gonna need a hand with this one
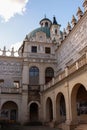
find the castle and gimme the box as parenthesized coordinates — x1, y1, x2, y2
(0, 1, 87, 130)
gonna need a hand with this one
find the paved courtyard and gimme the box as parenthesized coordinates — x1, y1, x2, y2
(0, 125, 60, 130)
(17, 126, 59, 130)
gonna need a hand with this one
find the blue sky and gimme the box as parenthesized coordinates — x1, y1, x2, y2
(0, 0, 84, 50)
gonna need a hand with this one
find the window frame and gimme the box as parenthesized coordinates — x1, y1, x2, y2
(31, 46, 37, 53)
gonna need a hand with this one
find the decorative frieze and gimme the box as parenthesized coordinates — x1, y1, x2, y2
(0, 61, 22, 76)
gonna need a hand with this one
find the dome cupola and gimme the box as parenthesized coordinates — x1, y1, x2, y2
(39, 16, 52, 28)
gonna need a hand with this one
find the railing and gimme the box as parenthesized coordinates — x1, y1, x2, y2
(0, 47, 21, 57)
(0, 87, 22, 94)
(41, 53, 87, 91)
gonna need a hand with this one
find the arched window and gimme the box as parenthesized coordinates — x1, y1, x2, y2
(55, 29, 57, 35)
(45, 67, 54, 83)
(45, 22, 48, 27)
(29, 66, 39, 85)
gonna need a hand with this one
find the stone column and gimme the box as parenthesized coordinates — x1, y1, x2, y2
(52, 92, 56, 122)
(20, 61, 29, 124)
(65, 83, 72, 130)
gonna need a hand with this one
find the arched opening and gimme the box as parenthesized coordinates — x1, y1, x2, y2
(71, 84, 87, 123)
(29, 66, 39, 85)
(56, 93, 66, 123)
(55, 29, 57, 35)
(30, 103, 38, 122)
(45, 67, 54, 84)
(45, 22, 48, 27)
(1, 101, 18, 121)
(46, 97, 53, 122)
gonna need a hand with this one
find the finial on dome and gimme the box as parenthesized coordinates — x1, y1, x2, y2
(44, 14, 46, 18)
(83, 0, 87, 12)
(76, 7, 83, 20)
(71, 15, 77, 27)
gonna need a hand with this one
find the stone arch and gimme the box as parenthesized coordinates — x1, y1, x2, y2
(28, 101, 40, 122)
(45, 67, 54, 84)
(1, 101, 18, 121)
(46, 97, 53, 122)
(71, 83, 87, 123)
(56, 92, 66, 123)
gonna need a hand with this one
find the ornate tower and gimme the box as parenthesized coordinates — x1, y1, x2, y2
(50, 16, 61, 43)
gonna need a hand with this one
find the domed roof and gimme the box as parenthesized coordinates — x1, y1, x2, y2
(39, 18, 52, 25)
(28, 26, 50, 38)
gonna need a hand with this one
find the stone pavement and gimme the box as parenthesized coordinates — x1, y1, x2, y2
(18, 126, 59, 130)
(0, 125, 60, 130)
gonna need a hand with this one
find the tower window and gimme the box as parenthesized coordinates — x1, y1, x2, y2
(45, 22, 48, 27)
(55, 29, 57, 34)
(31, 46, 37, 53)
(45, 47, 51, 54)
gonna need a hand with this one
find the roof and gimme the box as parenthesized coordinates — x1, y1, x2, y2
(39, 18, 52, 25)
(28, 26, 50, 38)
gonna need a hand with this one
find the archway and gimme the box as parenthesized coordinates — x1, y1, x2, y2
(56, 93, 66, 123)
(46, 97, 53, 122)
(1, 101, 18, 121)
(71, 83, 87, 123)
(30, 103, 38, 122)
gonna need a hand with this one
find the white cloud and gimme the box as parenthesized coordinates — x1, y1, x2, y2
(0, 0, 29, 22)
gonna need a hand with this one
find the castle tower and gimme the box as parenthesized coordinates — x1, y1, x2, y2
(50, 16, 61, 43)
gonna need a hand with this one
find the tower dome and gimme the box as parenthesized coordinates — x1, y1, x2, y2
(39, 16, 52, 28)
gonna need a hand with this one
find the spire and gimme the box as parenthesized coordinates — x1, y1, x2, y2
(71, 15, 77, 27)
(83, 0, 87, 12)
(63, 28, 67, 39)
(53, 16, 58, 25)
(67, 22, 72, 33)
(76, 7, 83, 20)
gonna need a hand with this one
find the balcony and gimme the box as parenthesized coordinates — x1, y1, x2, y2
(41, 53, 87, 91)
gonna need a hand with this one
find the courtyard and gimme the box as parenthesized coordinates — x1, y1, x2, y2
(0, 125, 60, 130)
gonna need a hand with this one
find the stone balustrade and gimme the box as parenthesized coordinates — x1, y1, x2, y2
(42, 53, 87, 91)
(0, 47, 21, 57)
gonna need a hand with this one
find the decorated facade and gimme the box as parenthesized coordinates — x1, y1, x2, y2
(0, 1, 87, 130)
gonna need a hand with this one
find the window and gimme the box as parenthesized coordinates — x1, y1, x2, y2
(45, 67, 54, 83)
(45, 47, 51, 54)
(0, 80, 4, 87)
(55, 29, 57, 35)
(45, 22, 48, 27)
(31, 46, 37, 53)
(29, 66, 39, 85)
(14, 81, 20, 88)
